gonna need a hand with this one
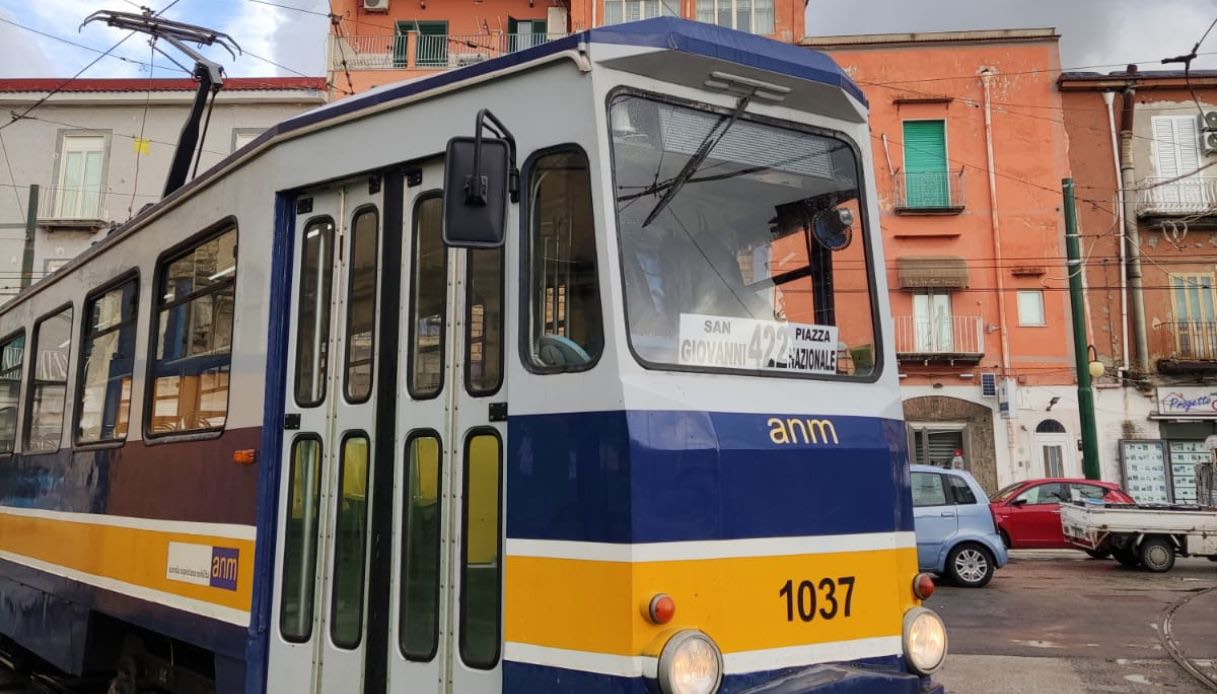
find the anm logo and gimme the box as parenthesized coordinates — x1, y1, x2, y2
(767, 417, 840, 445)
(209, 547, 239, 591)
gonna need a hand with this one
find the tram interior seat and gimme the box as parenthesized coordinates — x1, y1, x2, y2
(538, 334, 592, 367)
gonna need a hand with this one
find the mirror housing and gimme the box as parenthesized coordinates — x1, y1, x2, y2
(1011, 498, 1028, 507)
(443, 109, 518, 248)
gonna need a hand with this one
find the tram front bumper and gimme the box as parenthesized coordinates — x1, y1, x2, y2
(735, 661, 943, 694)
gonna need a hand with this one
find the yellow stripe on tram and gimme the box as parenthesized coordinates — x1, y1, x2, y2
(505, 547, 919, 657)
(0, 512, 255, 614)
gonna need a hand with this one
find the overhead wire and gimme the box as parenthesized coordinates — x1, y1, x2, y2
(0, 16, 189, 74)
(0, 130, 22, 210)
(128, 40, 156, 219)
(0, 0, 185, 133)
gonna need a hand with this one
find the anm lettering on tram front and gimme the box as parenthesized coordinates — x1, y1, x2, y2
(767, 417, 840, 445)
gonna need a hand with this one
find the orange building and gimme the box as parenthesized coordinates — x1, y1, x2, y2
(804, 30, 1076, 492)
(328, 0, 806, 94)
(1060, 70, 1217, 502)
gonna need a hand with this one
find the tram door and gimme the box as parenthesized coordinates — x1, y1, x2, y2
(274, 177, 382, 692)
(389, 161, 505, 694)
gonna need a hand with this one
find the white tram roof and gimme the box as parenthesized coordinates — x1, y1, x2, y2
(13, 17, 865, 303)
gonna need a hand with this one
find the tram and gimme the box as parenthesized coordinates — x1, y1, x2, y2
(0, 17, 946, 694)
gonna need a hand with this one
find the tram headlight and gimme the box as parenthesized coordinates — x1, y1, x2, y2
(657, 630, 723, 694)
(902, 607, 948, 675)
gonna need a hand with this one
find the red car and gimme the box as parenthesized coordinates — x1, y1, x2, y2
(990, 478, 1135, 557)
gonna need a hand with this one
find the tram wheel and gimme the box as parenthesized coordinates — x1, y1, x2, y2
(946, 543, 995, 588)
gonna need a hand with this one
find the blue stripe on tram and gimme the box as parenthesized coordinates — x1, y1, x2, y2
(506, 410, 914, 544)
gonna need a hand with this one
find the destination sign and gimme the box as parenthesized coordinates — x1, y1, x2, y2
(677, 314, 840, 375)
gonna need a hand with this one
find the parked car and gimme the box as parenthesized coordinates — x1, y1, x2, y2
(989, 478, 1135, 558)
(911, 465, 1008, 588)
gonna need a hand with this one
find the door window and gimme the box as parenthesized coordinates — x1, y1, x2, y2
(344, 207, 378, 403)
(901, 120, 949, 208)
(55, 134, 106, 219)
(294, 218, 335, 406)
(77, 279, 138, 443)
(460, 431, 502, 669)
(26, 306, 73, 453)
(280, 436, 323, 642)
(912, 291, 953, 352)
(400, 432, 442, 661)
(466, 249, 503, 396)
(526, 148, 603, 370)
(408, 195, 446, 398)
(1042, 445, 1064, 478)
(331, 433, 371, 649)
(1015, 482, 1068, 505)
(911, 472, 947, 507)
(1070, 483, 1107, 501)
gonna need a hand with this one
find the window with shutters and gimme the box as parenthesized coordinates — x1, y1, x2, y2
(900, 120, 956, 210)
(1151, 115, 1206, 213)
(1170, 273, 1217, 359)
(908, 424, 965, 468)
(695, 0, 776, 34)
(604, 0, 678, 25)
(912, 290, 953, 352)
(55, 134, 107, 219)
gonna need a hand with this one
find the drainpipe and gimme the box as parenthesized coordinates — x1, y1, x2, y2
(981, 68, 1019, 467)
(1119, 80, 1150, 376)
(1103, 91, 1131, 378)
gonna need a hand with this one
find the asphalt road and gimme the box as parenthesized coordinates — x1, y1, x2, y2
(927, 549, 1217, 694)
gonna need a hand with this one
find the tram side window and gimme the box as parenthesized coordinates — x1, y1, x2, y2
(400, 432, 442, 661)
(0, 332, 25, 453)
(77, 279, 138, 444)
(280, 435, 322, 642)
(26, 306, 73, 453)
(331, 432, 370, 649)
(459, 431, 502, 669)
(150, 227, 236, 435)
(409, 195, 446, 398)
(294, 218, 335, 406)
(526, 149, 603, 371)
(345, 207, 378, 403)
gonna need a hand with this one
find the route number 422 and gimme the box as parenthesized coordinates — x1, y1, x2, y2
(779, 577, 856, 622)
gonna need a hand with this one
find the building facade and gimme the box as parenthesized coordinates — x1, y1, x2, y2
(805, 30, 1076, 493)
(0, 77, 327, 300)
(1060, 70, 1217, 503)
(329, 0, 806, 94)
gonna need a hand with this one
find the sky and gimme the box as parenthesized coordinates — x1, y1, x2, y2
(0, 0, 1215, 80)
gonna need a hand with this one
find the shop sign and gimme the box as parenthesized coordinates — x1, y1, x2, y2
(1156, 387, 1217, 417)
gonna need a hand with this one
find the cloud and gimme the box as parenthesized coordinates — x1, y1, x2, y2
(807, 0, 1217, 72)
(0, 9, 53, 77)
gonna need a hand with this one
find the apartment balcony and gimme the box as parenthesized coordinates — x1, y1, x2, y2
(332, 33, 566, 72)
(36, 186, 111, 230)
(894, 315, 985, 363)
(1137, 176, 1217, 218)
(893, 170, 966, 215)
(1155, 320, 1217, 374)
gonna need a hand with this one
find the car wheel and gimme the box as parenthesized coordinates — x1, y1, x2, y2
(947, 543, 995, 588)
(1113, 547, 1140, 568)
(1084, 549, 1110, 560)
(1138, 537, 1175, 573)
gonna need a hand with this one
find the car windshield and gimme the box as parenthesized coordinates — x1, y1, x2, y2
(990, 483, 1024, 502)
(608, 93, 878, 378)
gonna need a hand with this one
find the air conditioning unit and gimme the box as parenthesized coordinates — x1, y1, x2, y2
(1204, 131, 1217, 157)
(980, 372, 998, 398)
(547, 6, 569, 36)
(362, 0, 389, 11)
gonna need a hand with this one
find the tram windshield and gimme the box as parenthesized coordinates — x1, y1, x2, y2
(609, 93, 878, 378)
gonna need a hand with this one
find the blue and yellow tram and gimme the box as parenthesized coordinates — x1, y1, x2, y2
(0, 17, 945, 694)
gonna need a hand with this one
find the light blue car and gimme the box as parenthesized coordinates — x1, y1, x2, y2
(910, 465, 1008, 588)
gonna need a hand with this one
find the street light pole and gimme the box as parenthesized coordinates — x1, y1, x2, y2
(1064, 178, 1101, 480)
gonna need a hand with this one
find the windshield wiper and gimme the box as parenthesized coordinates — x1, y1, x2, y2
(641, 94, 752, 228)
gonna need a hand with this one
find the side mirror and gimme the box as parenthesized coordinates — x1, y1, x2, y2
(443, 109, 518, 249)
(1011, 498, 1028, 507)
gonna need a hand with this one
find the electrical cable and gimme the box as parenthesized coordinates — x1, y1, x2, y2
(128, 40, 156, 219)
(0, 16, 188, 74)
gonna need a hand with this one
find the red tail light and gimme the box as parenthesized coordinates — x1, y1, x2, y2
(913, 573, 936, 600)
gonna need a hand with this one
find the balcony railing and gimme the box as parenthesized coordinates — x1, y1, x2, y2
(894, 170, 966, 213)
(333, 33, 566, 71)
(37, 186, 110, 225)
(1158, 320, 1217, 361)
(1137, 176, 1217, 216)
(894, 315, 984, 360)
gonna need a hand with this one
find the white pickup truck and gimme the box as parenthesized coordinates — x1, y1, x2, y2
(1061, 501, 1217, 572)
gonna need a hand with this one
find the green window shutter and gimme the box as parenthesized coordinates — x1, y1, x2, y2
(903, 120, 949, 208)
(415, 21, 448, 68)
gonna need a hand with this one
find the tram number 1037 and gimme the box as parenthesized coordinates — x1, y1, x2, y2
(778, 577, 856, 622)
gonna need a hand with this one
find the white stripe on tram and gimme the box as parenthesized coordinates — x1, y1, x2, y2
(505, 531, 916, 562)
(504, 642, 658, 679)
(0, 505, 258, 541)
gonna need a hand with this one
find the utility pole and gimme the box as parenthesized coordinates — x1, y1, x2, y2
(21, 184, 38, 291)
(1064, 178, 1101, 480)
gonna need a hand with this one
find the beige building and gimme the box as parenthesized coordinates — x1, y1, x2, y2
(0, 77, 327, 300)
